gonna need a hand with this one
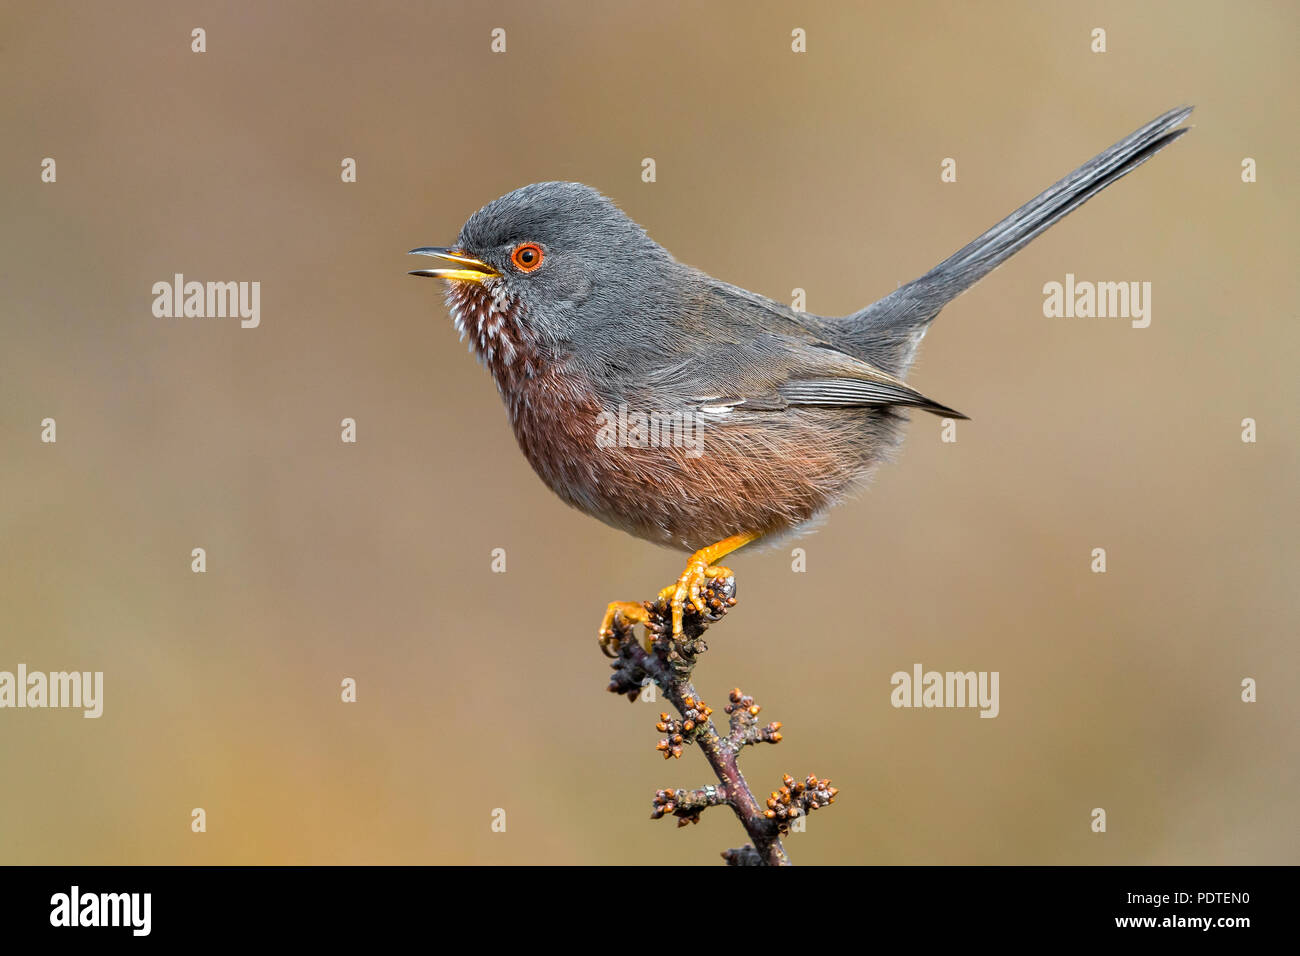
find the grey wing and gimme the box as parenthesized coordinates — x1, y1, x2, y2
(776, 376, 968, 419)
(630, 279, 967, 419)
(677, 357, 968, 420)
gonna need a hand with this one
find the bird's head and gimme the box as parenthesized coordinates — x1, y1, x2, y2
(410, 182, 677, 370)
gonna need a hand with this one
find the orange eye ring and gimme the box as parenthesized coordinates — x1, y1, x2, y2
(510, 243, 544, 272)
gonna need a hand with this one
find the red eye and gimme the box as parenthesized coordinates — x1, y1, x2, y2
(511, 243, 544, 272)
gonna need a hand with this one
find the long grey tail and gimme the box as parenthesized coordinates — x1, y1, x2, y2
(849, 106, 1192, 368)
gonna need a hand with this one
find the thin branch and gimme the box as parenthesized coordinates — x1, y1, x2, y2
(602, 574, 838, 866)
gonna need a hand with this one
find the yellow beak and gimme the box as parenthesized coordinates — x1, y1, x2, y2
(407, 247, 500, 283)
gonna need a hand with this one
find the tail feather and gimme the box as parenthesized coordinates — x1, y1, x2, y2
(844, 106, 1192, 370)
(927, 106, 1191, 299)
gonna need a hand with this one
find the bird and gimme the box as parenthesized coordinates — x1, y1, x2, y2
(409, 106, 1192, 646)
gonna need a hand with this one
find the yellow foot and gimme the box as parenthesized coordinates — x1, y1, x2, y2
(659, 532, 762, 638)
(598, 600, 651, 657)
(659, 562, 733, 638)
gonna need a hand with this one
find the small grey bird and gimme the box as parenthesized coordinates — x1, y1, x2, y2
(410, 106, 1192, 641)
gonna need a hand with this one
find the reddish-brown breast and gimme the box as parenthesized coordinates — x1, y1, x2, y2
(444, 281, 874, 551)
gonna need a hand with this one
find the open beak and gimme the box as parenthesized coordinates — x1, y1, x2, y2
(407, 247, 500, 283)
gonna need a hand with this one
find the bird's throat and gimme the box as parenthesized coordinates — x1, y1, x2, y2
(444, 279, 547, 392)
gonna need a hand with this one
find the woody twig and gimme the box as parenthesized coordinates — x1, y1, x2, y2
(602, 575, 837, 866)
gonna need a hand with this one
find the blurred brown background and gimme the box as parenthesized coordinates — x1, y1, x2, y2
(2, 0, 1296, 865)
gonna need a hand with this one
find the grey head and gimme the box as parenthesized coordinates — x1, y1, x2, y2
(410, 182, 689, 351)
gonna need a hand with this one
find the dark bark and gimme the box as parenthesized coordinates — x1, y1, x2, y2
(603, 574, 836, 866)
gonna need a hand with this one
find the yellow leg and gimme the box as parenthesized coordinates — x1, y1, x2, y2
(659, 532, 760, 637)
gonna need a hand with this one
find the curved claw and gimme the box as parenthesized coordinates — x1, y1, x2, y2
(598, 600, 651, 656)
